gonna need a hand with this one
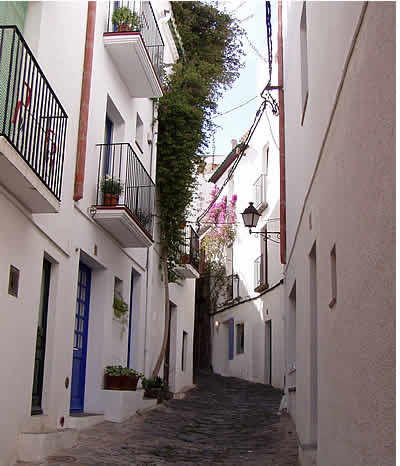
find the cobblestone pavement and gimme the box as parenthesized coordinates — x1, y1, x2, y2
(22, 372, 299, 466)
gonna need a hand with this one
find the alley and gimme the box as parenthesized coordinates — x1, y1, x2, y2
(22, 373, 298, 466)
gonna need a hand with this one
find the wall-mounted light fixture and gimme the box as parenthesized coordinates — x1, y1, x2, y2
(241, 202, 280, 243)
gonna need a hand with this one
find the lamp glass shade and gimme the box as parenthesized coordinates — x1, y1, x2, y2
(241, 202, 261, 228)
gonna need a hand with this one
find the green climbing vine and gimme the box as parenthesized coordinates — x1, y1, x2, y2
(151, 1, 245, 377)
(156, 1, 244, 277)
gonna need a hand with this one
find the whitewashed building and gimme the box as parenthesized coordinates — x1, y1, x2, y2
(202, 108, 285, 388)
(281, 2, 395, 466)
(0, 2, 197, 465)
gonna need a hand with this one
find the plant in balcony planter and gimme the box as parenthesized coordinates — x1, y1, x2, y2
(112, 7, 140, 32)
(181, 253, 191, 265)
(142, 376, 170, 402)
(101, 176, 124, 207)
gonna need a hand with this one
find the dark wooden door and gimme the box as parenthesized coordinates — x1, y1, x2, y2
(31, 259, 51, 415)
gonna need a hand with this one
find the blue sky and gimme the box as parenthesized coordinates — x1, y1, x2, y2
(210, 0, 276, 156)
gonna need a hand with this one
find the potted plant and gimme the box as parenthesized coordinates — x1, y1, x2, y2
(112, 6, 140, 32)
(101, 175, 123, 206)
(181, 253, 191, 265)
(104, 365, 123, 390)
(120, 367, 143, 391)
(142, 376, 169, 402)
(104, 365, 143, 390)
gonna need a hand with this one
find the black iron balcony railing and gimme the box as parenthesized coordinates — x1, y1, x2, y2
(254, 173, 267, 209)
(221, 273, 239, 304)
(105, 1, 164, 83)
(180, 225, 200, 271)
(0, 26, 67, 200)
(95, 143, 155, 238)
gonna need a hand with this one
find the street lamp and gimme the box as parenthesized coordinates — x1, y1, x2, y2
(241, 202, 280, 243)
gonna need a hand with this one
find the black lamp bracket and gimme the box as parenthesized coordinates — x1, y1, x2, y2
(249, 229, 280, 243)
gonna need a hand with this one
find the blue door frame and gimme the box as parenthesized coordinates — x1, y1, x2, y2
(70, 263, 92, 412)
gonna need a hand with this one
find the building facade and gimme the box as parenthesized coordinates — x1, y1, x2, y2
(0, 2, 197, 465)
(201, 114, 285, 388)
(282, 2, 395, 465)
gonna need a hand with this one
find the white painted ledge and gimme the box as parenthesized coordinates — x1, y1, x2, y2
(103, 389, 157, 423)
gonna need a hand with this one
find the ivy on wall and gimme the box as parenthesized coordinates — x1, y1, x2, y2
(151, 1, 244, 377)
(156, 1, 244, 277)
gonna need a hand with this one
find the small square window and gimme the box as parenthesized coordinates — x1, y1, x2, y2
(8, 265, 19, 297)
(236, 323, 244, 354)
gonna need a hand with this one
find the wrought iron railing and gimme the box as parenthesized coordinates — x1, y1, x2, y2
(95, 143, 155, 238)
(220, 273, 239, 304)
(105, 1, 164, 82)
(0, 26, 67, 200)
(180, 225, 200, 271)
(254, 174, 267, 209)
(254, 255, 265, 289)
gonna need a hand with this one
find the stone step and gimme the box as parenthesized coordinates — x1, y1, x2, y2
(17, 428, 78, 463)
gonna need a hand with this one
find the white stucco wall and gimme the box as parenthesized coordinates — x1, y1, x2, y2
(211, 284, 284, 389)
(0, 2, 189, 465)
(283, 2, 395, 466)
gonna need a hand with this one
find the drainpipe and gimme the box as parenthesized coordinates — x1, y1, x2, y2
(73, 1, 96, 201)
(277, 0, 286, 264)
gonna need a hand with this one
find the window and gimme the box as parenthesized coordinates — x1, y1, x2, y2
(135, 113, 144, 153)
(236, 323, 244, 354)
(254, 226, 268, 292)
(103, 115, 114, 176)
(254, 174, 267, 210)
(181, 331, 188, 371)
(329, 245, 337, 308)
(300, 1, 309, 124)
(8, 265, 19, 297)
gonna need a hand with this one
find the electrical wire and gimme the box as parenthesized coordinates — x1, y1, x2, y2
(196, 96, 268, 225)
(212, 95, 258, 119)
(265, 109, 279, 150)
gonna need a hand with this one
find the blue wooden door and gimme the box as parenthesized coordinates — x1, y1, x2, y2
(70, 263, 92, 412)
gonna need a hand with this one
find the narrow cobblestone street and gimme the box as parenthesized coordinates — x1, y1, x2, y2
(23, 373, 298, 466)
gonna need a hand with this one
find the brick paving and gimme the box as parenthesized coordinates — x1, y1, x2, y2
(22, 372, 299, 465)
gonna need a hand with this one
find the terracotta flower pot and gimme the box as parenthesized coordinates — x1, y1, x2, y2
(181, 254, 191, 264)
(104, 374, 122, 390)
(120, 375, 139, 391)
(104, 193, 119, 206)
(117, 24, 129, 32)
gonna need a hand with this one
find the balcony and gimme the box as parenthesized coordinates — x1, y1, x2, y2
(254, 174, 267, 212)
(0, 26, 67, 213)
(216, 274, 239, 307)
(176, 225, 200, 279)
(104, 1, 164, 98)
(92, 143, 155, 248)
(254, 255, 268, 292)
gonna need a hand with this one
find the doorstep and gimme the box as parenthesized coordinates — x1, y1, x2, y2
(65, 413, 105, 431)
(17, 428, 78, 462)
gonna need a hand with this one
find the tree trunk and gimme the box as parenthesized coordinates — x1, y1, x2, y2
(152, 248, 170, 378)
